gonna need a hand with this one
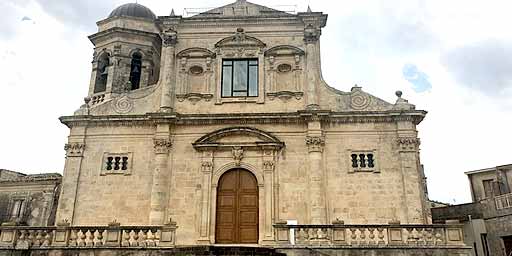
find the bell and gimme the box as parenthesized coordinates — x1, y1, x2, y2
(132, 66, 140, 73)
(100, 68, 108, 75)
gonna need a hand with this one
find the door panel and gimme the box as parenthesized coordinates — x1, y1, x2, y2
(215, 169, 258, 244)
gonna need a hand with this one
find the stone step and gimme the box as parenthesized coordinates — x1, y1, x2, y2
(162, 246, 287, 256)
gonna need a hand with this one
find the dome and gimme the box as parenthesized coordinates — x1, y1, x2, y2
(108, 3, 156, 20)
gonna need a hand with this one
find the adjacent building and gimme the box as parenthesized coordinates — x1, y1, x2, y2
(432, 164, 512, 256)
(0, 169, 61, 226)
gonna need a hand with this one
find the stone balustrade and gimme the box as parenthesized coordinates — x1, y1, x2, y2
(495, 192, 512, 210)
(274, 222, 466, 247)
(0, 223, 177, 249)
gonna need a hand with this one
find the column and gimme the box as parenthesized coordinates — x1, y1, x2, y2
(198, 150, 214, 243)
(159, 30, 178, 112)
(149, 124, 172, 225)
(305, 119, 326, 224)
(303, 24, 321, 110)
(55, 137, 86, 225)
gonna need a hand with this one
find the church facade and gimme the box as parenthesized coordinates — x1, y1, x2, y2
(44, 1, 465, 251)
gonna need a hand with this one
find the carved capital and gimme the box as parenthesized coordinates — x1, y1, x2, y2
(162, 30, 178, 46)
(304, 24, 321, 44)
(397, 137, 421, 152)
(64, 143, 85, 157)
(154, 139, 172, 154)
(306, 136, 325, 153)
(263, 161, 275, 171)
(232, 146, 244, 166)
(201, 161, 213, 172)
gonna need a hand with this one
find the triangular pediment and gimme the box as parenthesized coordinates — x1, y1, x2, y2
(193, 0, 293, 18)
(192, 127, 284, 150)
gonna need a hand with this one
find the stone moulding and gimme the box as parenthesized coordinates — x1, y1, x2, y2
(266, 91, 303, 101)
(176, 93, 214, 104)
(192, 126, 284, 151)
(59, 110, 427, 128)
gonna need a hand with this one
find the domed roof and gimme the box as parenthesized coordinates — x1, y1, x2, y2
(108, 3, 156, 20)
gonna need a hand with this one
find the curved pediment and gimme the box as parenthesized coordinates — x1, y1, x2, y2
(176, 47, 216, 58)
(215, 32, 266, 49)
(264, 45, 305, 56)
(192, 127, 284, 150)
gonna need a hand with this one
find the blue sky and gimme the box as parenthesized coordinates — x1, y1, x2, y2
(0, 0, 511, 204)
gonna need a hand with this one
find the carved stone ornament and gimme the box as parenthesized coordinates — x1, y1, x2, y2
(305, 136, 325, 153)
(267, 91, 303, 102)
(350, 86, 371, 110)
(232, 146, 244, 166)
(176, 93, 213, 104)
(163, 30, 178, 46)
(64, 143, 85, 157)
(397, 137, 421, 151)
(154, 139, 172, 154)
(263, 161, 275, 171)
(201, 161, 213, 172)
(304, 24, 321, 43)
(113, 95, 134, 114)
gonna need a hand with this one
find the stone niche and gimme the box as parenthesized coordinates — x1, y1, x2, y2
(264, 45, 305, 101)
(176, 48, 216, 104)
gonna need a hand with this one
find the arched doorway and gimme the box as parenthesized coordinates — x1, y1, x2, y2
(215, 169, 258, 244)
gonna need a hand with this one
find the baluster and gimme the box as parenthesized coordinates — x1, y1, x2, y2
(27, 230, 35, 247)
(16, 230, 28, 248)
(34, 230, 43, 247)
(42, 231, 51, 247)
(425, 228, 434, 245)
(349, 228, 357, 246)
(417, 228, 425, 245)
(139, 230, 147, 247)
(358, 228, 366, 245)
(121, 230, 130, 247)
(93, 229, 102, 246)
(146, 229, 155, 247)
(377, 228, 385, 245)
(77, 229, 86, 247)
(130, 229, 139, 246)
(434, 228, 444, 245)
(368, 228, 375, 245)
(68, 229, 78, 247)
(85, 230, 94, 247)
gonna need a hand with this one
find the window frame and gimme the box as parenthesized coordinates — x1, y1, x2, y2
(100, 152, 133, 176)
(347, 149, 379, 173)
(221, 58, 259, 98)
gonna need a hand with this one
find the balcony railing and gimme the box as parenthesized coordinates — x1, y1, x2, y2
(495, 193, 512, 210)
(273, 222, 466, 247)
(0, 223, 177, 249)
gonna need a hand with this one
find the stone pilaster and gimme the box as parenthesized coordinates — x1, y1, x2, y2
(159, 30, 178, 112)
(198, 150, 214, 243)
(149, 135, 172, 225)
(397, 136, 428, 224)
(305, 117, 327, 225)
(261, 146, 276, 242)
(303, 24, 321, 110)
(55, 141, 85, 225)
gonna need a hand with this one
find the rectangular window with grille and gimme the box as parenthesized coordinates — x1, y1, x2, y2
(347, 150, 379, 173)
(221, 59, 258, 97)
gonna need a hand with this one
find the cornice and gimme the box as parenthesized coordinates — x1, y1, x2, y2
(60, 110, 426, 128)
(89, 27, 161, 45)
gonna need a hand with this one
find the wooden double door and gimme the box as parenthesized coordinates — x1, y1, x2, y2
(215, 169, 258, 244)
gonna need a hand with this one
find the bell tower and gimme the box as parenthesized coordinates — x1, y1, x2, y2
(86, 3, 161, 104)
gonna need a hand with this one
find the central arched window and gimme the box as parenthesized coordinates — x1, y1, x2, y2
(129, 52, 142, 90)
(94, 53, 109, 93)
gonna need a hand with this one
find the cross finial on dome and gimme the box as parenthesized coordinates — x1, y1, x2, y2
(307, 5, 312, 12)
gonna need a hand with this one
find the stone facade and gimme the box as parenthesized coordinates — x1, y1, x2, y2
(0, 170, 61, 226)
(55, 0, 434, 247)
